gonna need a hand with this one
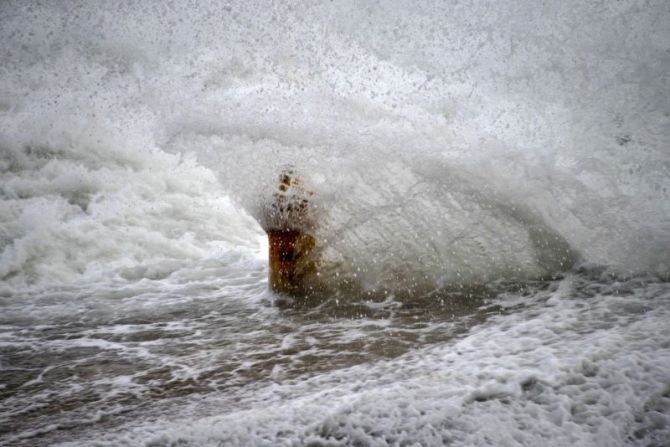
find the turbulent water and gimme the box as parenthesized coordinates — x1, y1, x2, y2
(1, 0, 669, 445)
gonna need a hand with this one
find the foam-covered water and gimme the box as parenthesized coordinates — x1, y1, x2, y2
(1, 0, 669, 445)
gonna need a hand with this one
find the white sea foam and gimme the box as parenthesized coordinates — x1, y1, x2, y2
(52, 275, 670, 447)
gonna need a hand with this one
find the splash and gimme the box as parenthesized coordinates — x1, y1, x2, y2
(0, 0, 668, 292)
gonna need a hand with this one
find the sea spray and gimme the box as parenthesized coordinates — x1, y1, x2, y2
(1, 0, 668, 291)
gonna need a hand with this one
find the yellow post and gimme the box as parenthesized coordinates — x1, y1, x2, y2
(263, 169, 317, 295)
(268, 229, 316, 294)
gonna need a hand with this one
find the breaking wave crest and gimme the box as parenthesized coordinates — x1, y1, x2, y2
(1, 0, 668, 292)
